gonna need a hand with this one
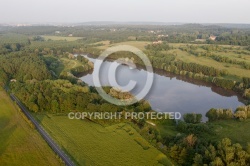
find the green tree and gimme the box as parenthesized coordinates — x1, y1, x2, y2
(193, 153, 203, 166)
(51, 100, 59, 113)
(210, 157, 224, 166)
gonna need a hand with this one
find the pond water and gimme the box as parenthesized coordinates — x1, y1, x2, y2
(80, 55, 244, 120)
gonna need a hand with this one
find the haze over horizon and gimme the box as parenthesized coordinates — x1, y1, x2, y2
(0, 0, 250, 24)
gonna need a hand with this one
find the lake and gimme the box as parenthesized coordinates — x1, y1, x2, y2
(80, 55, 244, 120)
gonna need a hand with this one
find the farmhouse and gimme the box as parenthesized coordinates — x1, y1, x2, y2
(209, 35, 217, 41)
(152, 40, 163, 44)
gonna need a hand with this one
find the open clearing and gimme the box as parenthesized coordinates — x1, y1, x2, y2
(0, 88, 62, 166)
(60, 58, 82, 71)
(209, 119, 250, 147)
(35, 114, 171, 166)
(95, 41, 150, 50)
(42, 35, 83, 41)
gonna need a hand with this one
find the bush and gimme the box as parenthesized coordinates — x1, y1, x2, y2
(212, 78, 236, 90)
(243, 89, 250, 99)
(134, 137, 150, 150)
(234, 111, 247, 121)
(156, 154, 172, 166)
(243, 77, 250, 88)
(235, 105, 250, 119)
(206, 108, 233, 121)
(183, 113, 202, 124)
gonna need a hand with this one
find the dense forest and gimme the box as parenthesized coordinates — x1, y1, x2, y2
(0, 52, 51, 83)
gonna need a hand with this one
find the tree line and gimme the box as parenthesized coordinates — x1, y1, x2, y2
(206, 106, 250, 121)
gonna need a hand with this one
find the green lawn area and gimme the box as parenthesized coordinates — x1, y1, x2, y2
(35, 114, 172, 166)
(209, 119, 250, 147)
(0, 88, 62, 166)
(93, 40, 250, 79)
(42, 35, 83, 41)
(95, 41, 150, 50)
(157, 124, 178, 139)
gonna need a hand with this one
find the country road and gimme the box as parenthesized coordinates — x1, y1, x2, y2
(10, 94, 75, 166)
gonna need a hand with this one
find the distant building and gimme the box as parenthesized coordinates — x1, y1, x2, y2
(209, 35, 217, 41)
(158, 34, 168, 38)
(68, 34, 73, 37)
(153, 40, 163, 45)
(10, 79, 17, 82)
(16, 24, 31, 27)
(55, 31, 61, 34)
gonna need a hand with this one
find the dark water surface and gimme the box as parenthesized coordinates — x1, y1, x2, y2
(80, 55, 244, 120)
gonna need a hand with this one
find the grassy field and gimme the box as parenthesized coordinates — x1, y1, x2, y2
(35, 114, 172, 166)
(54, 57, 83, 75)
(0, 88, 62, 166)
(95, 41, 150, 50)
(94, 41, 250, 79)
(42, 35, 83, 41)
(156, 123, 178, 139)
(209, 119, 250, 147)
(0, 33, 29, 44)
(157, 119, 250, 149)
(167, 49, 250, 78)
(45, 56, 84, 76)
(60, 58, 82, 70)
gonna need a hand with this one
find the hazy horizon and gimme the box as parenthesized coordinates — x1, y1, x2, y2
(0, 0, 250, 24)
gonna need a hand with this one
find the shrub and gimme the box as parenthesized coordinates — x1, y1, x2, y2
(134, 137, 150, 150)
(206, 108, 233, 121)
(234, 111, 247, 121)
(235, 105, 250, 119)
(212, 78, 236, 90)
(243, 89, 250, 99)
(183, 113, 202, 124)
(156, 154, 172, 166)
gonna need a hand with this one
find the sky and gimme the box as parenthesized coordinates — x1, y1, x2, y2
(0, 0, 250, 24)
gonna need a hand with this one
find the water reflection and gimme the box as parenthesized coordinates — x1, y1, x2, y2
(80, 55, 245, 120)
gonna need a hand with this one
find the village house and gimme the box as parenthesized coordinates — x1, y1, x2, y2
(209, 35, 217, 41)
(158, 34, 168, 38)
(152, 40, 163, 44)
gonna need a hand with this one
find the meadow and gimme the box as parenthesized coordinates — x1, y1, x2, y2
(157, 119, 250, 149)
(42, 35, 83, 41)
(209, 119, 250, 147)
(35, 114, 172, 166)
(55, 57, 83, 76)
(0, 88, 62, 166)
(94, 41, 250, 79)
(95, 41, 150, 50)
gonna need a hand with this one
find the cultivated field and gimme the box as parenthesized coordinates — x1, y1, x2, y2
(35, 114, 172, 166)
(0, 88, 62, 166)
